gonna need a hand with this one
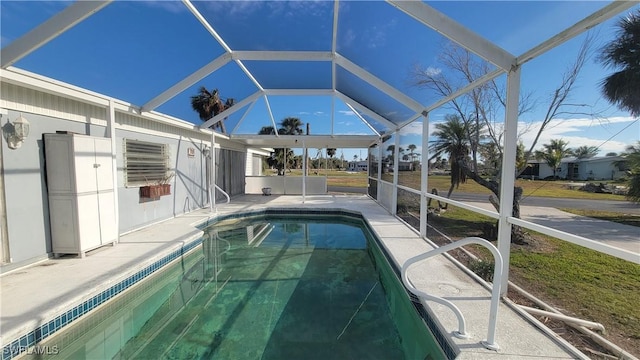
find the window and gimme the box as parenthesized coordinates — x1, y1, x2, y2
(124, 139, 170, 186)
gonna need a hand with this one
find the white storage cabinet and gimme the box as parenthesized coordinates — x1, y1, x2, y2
(44, 133, 117, 257)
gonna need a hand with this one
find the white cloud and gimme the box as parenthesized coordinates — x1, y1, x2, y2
(518, 116, 638, 155)
(338, 110, 357, 116)
(342, 29, 356, 48)
(337, 121, 354, 127)
(425, 66, 442, 76)
(398, 121, 423, 135)
(202, 1, 263, 17)
(364, 19, 398, 49)
(141, 1, 187, 13)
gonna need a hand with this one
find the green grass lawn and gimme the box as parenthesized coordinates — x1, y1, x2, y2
(265, 169, 369, 187)
(387, 173, 628, 200)
(423, 205, 640, 355)
(264, 170, 630, 200)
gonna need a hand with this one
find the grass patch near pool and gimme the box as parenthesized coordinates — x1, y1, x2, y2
(421, 205, 640, 356)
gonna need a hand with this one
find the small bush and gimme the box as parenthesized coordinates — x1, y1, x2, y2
(468, 259, 495, 282)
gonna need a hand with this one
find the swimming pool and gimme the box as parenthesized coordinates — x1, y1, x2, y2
(26, 213, 448, 359)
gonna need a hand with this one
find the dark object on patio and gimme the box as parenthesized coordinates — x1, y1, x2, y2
(262, 187, 272, 196)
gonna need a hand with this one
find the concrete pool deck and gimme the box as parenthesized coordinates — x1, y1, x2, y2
(1, 195, 582, 359)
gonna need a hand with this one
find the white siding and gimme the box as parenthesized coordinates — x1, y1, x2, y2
(1, 82, 107, 126)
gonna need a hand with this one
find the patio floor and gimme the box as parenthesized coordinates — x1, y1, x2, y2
(1, 195, 581, 359)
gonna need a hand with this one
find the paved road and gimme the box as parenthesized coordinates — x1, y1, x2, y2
(327, 186, 639, 255)
(450, 192, 640, 215)
(328, 187, 639, 215)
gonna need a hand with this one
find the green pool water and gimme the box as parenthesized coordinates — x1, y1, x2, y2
(33, 215, 446, 359)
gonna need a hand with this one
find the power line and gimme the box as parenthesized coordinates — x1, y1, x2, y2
(593, 118, 639, 153)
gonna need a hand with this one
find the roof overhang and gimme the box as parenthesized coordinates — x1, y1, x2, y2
(230, 135, 379, 149)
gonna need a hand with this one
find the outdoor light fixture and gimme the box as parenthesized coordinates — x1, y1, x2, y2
(6, 113, 30, 149)
(202, 146, 211, 158)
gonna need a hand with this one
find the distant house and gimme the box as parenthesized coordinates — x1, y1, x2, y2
(397, 161, 414, 171)
(347, 161, 368, 172)
(522, 156, 626, 180)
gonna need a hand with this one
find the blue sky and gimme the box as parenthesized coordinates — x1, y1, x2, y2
(1, 1, 638, 161)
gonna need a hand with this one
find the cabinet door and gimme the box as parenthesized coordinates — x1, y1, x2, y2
(97, 191, 117, 243)
(49, 196, 78, 252)
(73, 136, 99, 194)
(76, 193, 102, 250)
(94, 138, 114, 192)
(44, 135, 74, 194)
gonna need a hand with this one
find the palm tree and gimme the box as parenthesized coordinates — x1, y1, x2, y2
(573, 145, 599, 159)
(429, 114, 470, 197)
(278, 117, 304, 135)
(615, 142, 640, 203)
(386, 145, 394, 162)
(407, 144, 417, 161)
(534, 139, 572, 179)
(598, 10, 640, 117)
(327, 148, 336, 170)
(258, 126, 276, 135)
(190, 87, 235, 134)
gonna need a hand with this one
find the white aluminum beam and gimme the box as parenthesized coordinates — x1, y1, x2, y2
(263, 95, 279, 135)
(234, 59, 264, 91)
(1, 1, 111, 68)
(141, 53, 233, 112)
(199, 90, 262, 129)
(231, 99, 258, 135)
(344, 102, 381, 137)
(396, 112, 425, 132)
(183, 0, 265, 92)
(426, 68, 505, 113)
(508, 217, 640, 265)
(331, 0, 340, 94)
(335, 91, 397, 131)
(331, 96, 335, 136)
(230, 134, 379, 149)
(332, 1, 340, 54)
(420, 112, 429, 238)
(232, 51, 333, 61)
(264, 89, 334, 96)
(183, 0, 232, 53)
(517, 1, 636, 65)
(335, 54, 424, 113)
(387, 0, 516, 71)
(496, 66, 521, 295)
(392, 134, 400, 214)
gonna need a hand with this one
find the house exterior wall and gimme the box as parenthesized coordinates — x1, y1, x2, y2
(527, 157, 625, 181)
(347, 161, 368, 171)
(1, 76, 247, 269)
(114, 129, 209, 233)
(0, 110, 107, 267)
(581, 158, 625, 180)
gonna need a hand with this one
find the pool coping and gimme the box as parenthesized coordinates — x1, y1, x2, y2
(1, 195, 583, 360)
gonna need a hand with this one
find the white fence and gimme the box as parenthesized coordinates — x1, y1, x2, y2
(245, 176, 327, 195)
